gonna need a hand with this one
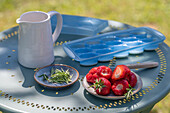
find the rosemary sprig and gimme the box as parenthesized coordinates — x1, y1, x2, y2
(38, 68, 73, 84)
(38, 74, 49, 81)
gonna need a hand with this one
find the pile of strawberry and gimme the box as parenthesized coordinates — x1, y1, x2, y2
(86, 65, 137, 97)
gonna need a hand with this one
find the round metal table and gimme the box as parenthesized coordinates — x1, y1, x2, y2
(0, 17, 169, 113)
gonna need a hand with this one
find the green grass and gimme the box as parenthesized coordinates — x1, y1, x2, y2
(0, 0, 169, 113)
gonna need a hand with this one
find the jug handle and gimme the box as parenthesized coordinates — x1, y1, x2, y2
(48, 11, 63, 43)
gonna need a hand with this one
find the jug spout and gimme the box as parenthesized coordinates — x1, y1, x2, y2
(16, 18, 23, 24)
(16, 15, 28, 24)
(16, 16, 29, 24)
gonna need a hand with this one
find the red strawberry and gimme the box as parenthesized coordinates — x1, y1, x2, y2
(86, 67, 99, 83)
(125, 74, 130, 82)
(91, 77, 111, 95)
(111, 79, 129, 96)
(86, 73, 99, 83)
(89, 67, 99, 75)
(128, 72, 137, 87)
(111, 65, 130, 82)
(97, 66, 112, 79)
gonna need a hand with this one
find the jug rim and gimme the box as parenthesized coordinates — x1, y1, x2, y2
(16, 11, 50, 24)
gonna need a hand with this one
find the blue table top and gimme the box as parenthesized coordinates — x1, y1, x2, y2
(0, 15, 169, 113)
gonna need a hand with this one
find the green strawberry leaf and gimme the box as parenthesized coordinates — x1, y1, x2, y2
(89, 79, 105, 93)
(124, 84, 136, 99)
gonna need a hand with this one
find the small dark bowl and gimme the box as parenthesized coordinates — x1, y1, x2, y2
(34, 64, 79, 89)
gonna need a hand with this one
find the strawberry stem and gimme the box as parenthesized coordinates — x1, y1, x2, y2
(124, 84, 135, 99)
(89, 79, 105, 92)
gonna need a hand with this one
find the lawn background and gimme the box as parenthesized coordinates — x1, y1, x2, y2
(0, 0, 169, 113)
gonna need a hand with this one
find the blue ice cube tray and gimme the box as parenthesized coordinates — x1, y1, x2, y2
(62, 27, 166, 66)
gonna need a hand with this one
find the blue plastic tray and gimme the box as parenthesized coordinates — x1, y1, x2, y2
(62, 27, 166, 66)
(51, 14, 108, 36)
